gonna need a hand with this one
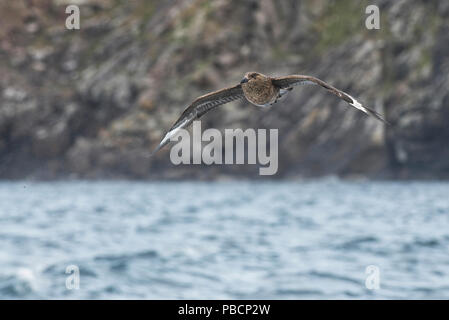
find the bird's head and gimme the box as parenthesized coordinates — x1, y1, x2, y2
(240, 72, 266, 85)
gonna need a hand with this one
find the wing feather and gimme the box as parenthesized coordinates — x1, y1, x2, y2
(151, 84, 244, 155)
(272, 75, 388, 124)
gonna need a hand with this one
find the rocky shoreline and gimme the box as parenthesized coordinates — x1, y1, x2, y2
(1, 0, 448, 180)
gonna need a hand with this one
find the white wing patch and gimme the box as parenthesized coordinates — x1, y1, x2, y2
(346, 93, 369, 115)
(159, 118, 189, 147)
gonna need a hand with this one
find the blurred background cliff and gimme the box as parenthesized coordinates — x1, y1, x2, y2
(1, 0, 448, 180)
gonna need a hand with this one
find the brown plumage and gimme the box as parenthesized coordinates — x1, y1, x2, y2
(151, 72, 388, 155)
(241, 72, 279, 106)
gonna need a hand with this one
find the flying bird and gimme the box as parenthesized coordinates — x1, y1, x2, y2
(152, 72, 388, 154)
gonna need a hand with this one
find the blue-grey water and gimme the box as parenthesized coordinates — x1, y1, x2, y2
(1, 179, 449, 299)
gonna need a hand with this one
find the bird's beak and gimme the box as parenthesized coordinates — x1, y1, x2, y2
(240, 77, 249, 84)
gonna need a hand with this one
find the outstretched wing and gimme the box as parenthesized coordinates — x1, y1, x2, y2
(272, 75, 388, 124)
(151, 84, 245, 155)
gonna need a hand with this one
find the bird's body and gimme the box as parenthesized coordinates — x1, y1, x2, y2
(241, 72, 279, 107)
(151, 72, 388, 155)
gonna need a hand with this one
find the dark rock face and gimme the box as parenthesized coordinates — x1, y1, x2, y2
(0, 0, 448, 179)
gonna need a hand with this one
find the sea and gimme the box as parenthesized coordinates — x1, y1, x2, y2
(1, 179, 449, 299)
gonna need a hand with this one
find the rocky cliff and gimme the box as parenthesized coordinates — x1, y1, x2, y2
(1, 0, 448, 179)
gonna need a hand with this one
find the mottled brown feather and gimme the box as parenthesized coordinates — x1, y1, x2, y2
(170, 84, 244, 131)
(151, 84, 244, 154)
(272, 75, 388, 124)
